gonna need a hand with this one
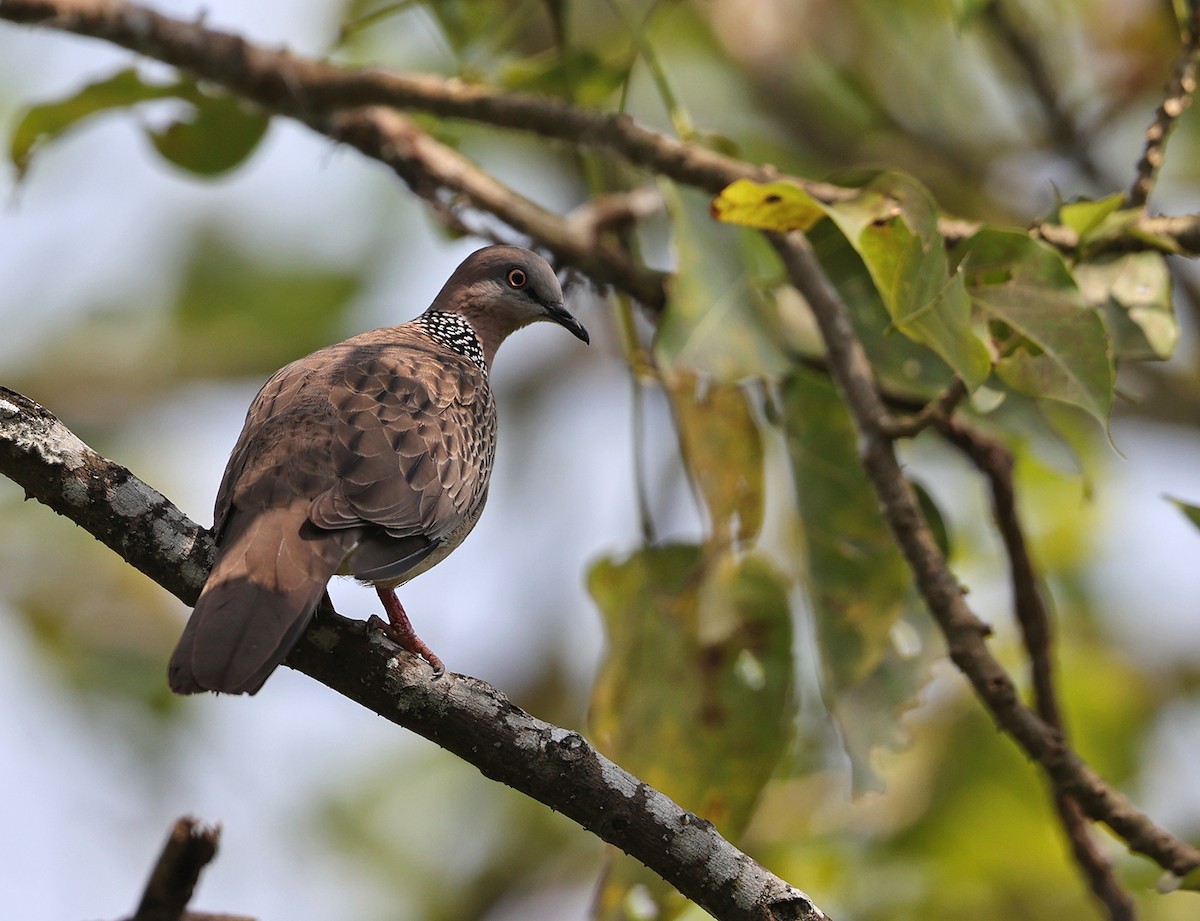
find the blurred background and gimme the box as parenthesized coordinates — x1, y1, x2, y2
(1, 1, 1199, 919)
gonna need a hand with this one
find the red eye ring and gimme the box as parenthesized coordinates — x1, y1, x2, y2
(507, 267, 527, 288)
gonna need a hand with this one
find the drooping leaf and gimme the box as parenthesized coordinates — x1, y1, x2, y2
(1166, 496, 1200, 533)
(819, 172, 991, 390)
(780, 368, 934, 791)
(1074, 252, 1177, 361)
(955, 228, 1114, 428)
(665, 371, 765, 546)
(10, 68, 179, 178)
(709, 178, 826, 233)
(808, 218, 957, 400)
(655, 184, 791, 379)
(709, 172, 989, 390)
(148, 86, 269, 177)
(588, 544, 794, 919)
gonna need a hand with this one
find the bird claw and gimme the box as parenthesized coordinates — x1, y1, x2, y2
(367, 613, 447, 678)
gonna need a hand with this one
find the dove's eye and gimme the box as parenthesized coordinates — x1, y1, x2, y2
(507, 268, 527, 289)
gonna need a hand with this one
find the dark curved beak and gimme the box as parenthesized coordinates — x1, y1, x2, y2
(543, 301, 590, 344)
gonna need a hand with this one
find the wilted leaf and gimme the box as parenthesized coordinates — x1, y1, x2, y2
(655, 185, 791, 379)
(956, 228, 1114, 428)
(589, 544, 794, 919)
(781, 368, 933, 790)
(666, 371, 765, 546)
(148, 86, 268, 177)
(10, 68, 178, 178)
(1166, 496, 1200, 533)
(1074, 253, 1177, 361)
(710, 178, 826, 232)
(820, 172, 991, 391)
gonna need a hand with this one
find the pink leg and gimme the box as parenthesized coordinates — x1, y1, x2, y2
(368, 587, 446, 678)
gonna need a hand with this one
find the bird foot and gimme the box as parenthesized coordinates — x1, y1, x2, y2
(368, 591, 446, 679)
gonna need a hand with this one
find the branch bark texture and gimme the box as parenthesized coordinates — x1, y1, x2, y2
(0, 386, 827, 921)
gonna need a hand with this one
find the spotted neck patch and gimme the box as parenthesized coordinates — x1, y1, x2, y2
(414, 310, 487, 371)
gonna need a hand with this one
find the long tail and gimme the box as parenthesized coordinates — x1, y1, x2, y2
(168, 504, 355, 695)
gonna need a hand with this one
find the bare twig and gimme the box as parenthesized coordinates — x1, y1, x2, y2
(1129, 1, 1200, 208)
(767, 231, 1200, 878)
(879, 378, 968, 439)
(127, 817, 251, 921)
(0, 387, 827, 921)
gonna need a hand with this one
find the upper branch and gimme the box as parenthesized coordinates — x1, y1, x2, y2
(0, 386, 827, 921)
(6, 0, 1200, 265)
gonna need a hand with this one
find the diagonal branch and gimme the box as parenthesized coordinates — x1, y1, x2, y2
(0, 386, 827, 921)
(767, 231, 1200, 879)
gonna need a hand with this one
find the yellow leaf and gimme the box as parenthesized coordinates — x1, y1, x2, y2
(710, 178, 826, 232)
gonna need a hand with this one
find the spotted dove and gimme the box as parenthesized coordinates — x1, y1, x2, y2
(168, 245, 589, 695)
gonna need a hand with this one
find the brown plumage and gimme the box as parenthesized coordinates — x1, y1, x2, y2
(169, 246, 589, 695)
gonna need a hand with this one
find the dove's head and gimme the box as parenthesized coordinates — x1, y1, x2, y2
(429, 245, 589, 366)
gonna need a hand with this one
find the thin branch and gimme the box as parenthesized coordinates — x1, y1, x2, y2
(1128, 1, 1200, 208)
(767, 231, 1200, 879)
(937, 418, 1136, 921)
(0, 387, 827, 921)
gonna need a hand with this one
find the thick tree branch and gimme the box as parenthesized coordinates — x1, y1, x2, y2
(0, 387, 827, 921)
(767, 232, 1200, 879)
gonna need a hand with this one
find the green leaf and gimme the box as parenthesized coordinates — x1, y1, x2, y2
(9, 68, 267, 181)
(819, 172, 991, 390)
(666, 371, 765, 546)
(956, 228, 1114, 427)
(1166, 496, 1200, 533)
(781, 368, 933, 791)
(1056, 194, 1125, 242)
(10, 68, 179, 178)
(588, 544, 794, 919)
(655, 184, 791, 379)
(1074, 253, 1177, 361)
(148, 85, 268, 177)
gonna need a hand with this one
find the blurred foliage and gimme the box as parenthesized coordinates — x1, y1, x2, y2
(588, 545, 793, 918)
(5, 1, 1200, 921)
(11, 68, 267, 180)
